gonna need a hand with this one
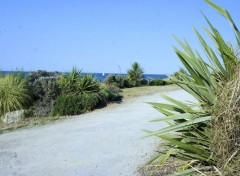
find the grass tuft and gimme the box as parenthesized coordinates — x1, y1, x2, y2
(0, 74, 31, 116)
(211, 66, 240, 175)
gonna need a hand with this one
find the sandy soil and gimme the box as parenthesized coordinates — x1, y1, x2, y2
(0, 88, 195, 176)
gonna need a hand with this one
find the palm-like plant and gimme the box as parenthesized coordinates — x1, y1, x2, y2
(57, 67, 106, 102)
(145, 0, 240, 175)
(0, 74, 31, 116)
(127, 62, 144, 87)
(57, 67, 82, 95)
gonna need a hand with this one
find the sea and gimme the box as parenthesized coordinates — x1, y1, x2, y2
(93, 73, 167, 82)
(1, 71, 167, 82)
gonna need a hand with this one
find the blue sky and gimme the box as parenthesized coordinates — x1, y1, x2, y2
(0, 0, 239, 74)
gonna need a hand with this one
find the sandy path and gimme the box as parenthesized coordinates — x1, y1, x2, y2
(0, 89, 195, 176)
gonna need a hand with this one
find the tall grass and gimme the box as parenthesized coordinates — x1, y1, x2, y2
(211, 66, 240, 175)
(0, 74, 31, 116)
(144, 0, 240, 175)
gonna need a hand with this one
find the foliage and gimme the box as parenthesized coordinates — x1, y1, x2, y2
(145, 0, 240, 175)
(56, 67, 82, 95)
(149, 79, 166, 86)
(31, 78, 60, 100)
(100, 84, 122, 102)
(53, 67, 109, 116)
(127, 62, 144, 87)
(104, 74, 131, 88)
(52, 93, 99, 116)
(140, 79, 149, 86)
(115, 75, 130, 88)
(172, 68, 187, 81)
(211, 67, 240, 175)
(27, 99, 55, 118)
(77, 74, 102, 95)
(27, 78, 60, 117)
(26, 70, 60, 83)
(0, 74, 31, 116)
(57, 67, 105, 101)
(104, 74, 117, 85)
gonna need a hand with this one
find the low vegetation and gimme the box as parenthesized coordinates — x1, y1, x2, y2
(144, 0, 240, 175)
(0, 67, 123, 120)
(149, 79, 167, 86)
(104, 62, 170, 89)
(0, 85, 174, 134)
(0, 74, 31, 116)
(52, 94, 99, 116)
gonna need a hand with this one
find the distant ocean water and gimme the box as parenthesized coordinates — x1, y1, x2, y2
(1, 71, 167, 82)
(93, 73, 167, 82)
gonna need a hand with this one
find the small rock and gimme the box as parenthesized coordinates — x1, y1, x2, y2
(1, 110, 24, 124)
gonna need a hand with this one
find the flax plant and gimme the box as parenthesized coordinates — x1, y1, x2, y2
(144, 0, 240, 175)
(0, 74, 31, 116)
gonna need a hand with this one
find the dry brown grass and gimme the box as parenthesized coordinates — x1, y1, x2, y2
(211, 67, 240, 175)
(121, 85, 179, 102)
(139, 157, 181, 176)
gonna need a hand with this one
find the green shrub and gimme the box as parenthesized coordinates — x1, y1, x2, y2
(104, 75, 130, 88)
(0, 74, 31, 116)
(101, 84, 122, 102)
(76, 74, 101, 94)
(26, 70, 60, 83)
(116, 76, 130, 88)
(57, 68, 103, 96)
(27, 78, 60, 117)
(29, 99, 55, 117)
(26, 71, 61, 118)
(56, 67, 82, 95)
(52, 94, 99, 116)
(149, 79, 166, 86)
(104, 74, 117, 85)
(140, 79, 149, 86)
(31, 78, 60, 100)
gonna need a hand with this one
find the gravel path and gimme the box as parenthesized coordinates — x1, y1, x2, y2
(0, 89, 194, 176)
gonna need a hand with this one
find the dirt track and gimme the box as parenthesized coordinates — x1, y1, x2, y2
(0, 89, 195, 176)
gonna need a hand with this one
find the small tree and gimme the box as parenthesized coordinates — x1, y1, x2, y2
(127, 62, 144, 87)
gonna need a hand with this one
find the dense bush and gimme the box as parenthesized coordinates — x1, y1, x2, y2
(140, 79, 149, 86)
(26, 77, 60, 117)
(57, 67, 82, 95)
(27, 98, 55, 117)
(0, 74, 31, 116)
(51, 67, 110, 116)
(116, 76, 131, 88)
(26, 70, 60, 83)
(100, 84, 122, 102)
(149, 79, 166, 86)
(104, 74, 117, 85)
(31, 78, 60, 100)
(104, 75, 130, 88)
(52, 94, 99, 116)
(57, 68, 102, 97)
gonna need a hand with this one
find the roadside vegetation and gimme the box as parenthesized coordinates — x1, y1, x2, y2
(0, 73, 31, 116)
(0, 62, 170, 133)
(143, 0, 240, 175)
(104, 62, 170, 89)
